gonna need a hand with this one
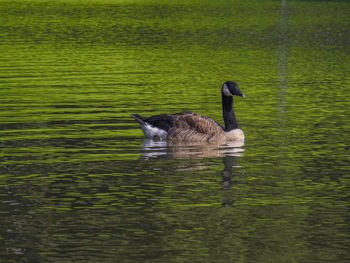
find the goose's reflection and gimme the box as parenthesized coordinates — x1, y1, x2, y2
(221, 155, 242, 207)
(141, 139, 244, 159)
(140, 139, 244, 207)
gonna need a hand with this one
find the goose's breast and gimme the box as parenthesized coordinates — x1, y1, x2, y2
(225, 129, 245, 141)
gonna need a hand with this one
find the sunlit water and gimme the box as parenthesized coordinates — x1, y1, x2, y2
(0, 0, 349, 262)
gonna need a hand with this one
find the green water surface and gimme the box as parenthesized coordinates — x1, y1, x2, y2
(0, 0, 349, 262)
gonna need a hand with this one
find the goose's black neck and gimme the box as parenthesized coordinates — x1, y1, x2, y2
(222, 93, 239, 131)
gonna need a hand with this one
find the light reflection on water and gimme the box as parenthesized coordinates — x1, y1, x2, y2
(0, 0, 350, 262)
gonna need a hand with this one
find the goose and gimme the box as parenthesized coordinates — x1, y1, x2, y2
(131, 81, 245, 142)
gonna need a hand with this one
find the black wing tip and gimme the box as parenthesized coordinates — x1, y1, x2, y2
(131, 114, 145, 124)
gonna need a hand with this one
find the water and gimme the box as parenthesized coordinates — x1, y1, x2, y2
(1, 0, 349, 262)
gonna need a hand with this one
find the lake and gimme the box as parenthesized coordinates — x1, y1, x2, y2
(0, 0, 349, 262)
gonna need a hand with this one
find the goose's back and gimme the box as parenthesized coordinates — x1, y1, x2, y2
(167, 111, 226, 142)
(172, 112, 223, 132)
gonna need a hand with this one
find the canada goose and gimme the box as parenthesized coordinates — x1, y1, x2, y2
(131, 81, 245, 142)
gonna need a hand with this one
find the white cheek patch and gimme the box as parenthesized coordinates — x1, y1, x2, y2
(223, 83, 233, 96)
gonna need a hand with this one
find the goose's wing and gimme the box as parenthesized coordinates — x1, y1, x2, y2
(132, 111, 223, 133)
(166, 112, 224, 142)
(132, 112, 224, 141)
(171, 111, 224, 133)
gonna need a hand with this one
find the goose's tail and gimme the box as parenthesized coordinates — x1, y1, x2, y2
(131, 114, 167, 140)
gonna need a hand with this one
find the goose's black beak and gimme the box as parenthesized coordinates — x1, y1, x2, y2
(241, 94, 246, 98)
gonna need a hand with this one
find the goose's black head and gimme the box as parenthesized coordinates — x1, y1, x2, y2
(222, 81, 245, 98)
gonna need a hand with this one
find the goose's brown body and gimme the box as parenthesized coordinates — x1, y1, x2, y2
(165, 112, 244, 142)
